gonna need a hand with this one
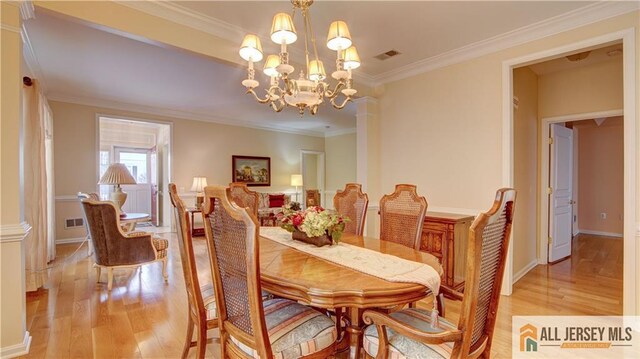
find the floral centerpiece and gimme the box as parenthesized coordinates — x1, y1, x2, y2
(279, 206, 349, 246)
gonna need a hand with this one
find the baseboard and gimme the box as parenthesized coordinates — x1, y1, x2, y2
(577, 229, 623, 238)
(0, 331, 31, 358)
(56, 237, 86, 244)
(513, 259, 538, 284)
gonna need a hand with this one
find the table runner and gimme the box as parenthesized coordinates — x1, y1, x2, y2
(260, 227, 441, 323)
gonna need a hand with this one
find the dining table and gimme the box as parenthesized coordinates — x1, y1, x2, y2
(259, 231, 444, 358)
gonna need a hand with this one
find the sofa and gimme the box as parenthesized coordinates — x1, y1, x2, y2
(257, 193, 291, 226)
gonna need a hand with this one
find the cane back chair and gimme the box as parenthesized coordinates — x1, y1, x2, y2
(168, 184, 218, 358)
(80, 199, 168, 291)
(379, 184, 428, 249)
(334, 183, 369, 237)
(362, 188, 517, 359)
(202, 186, 338, 359)
(228, 182, 260, 219)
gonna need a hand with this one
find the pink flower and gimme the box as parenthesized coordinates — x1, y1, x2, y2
(292, 214, 304, 227)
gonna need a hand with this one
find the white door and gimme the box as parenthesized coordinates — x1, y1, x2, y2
(549, 124, 574, 262)
(114, 147, 152, 215)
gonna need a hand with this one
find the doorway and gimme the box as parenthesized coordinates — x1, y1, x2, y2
(98, 116, 171, 227)
(300, 150, 325, 208)
(502, 29, 636, 315)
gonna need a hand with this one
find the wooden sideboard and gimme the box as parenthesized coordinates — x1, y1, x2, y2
(419, 212, 474, 291)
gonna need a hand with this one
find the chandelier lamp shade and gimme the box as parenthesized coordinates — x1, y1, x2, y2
(239, 0, 360, 116)
(98, 163, 137, 210)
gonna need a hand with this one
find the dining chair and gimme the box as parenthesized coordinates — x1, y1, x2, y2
(379, 184, 428, 249)
(202, 185, 338, 359)
(333, 183, 369, 236)
(228, 182, 260, 219)
(168, 184, 218, 359)
(80, 198, 168, 291)
(362, 188, 517, 359)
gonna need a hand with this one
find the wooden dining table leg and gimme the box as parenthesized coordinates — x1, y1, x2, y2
(346, 307, 365, 358)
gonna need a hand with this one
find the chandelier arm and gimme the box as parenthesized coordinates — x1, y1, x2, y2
(330, 95, 352, 110)
(246, 88, 272, 104)
(323, 80, 346, 99)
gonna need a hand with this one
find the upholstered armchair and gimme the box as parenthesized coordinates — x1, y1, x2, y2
(306, 189, 321, 208)
(80, 199, 168, 290)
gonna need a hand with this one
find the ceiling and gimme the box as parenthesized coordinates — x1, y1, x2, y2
(24, 1, 612, 137)
(528, 43, 623, 75)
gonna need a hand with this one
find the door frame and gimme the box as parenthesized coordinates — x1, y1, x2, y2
(501, 28, 636, 317)
(96, 114, 173, 226)
(540, 110, 622, 264)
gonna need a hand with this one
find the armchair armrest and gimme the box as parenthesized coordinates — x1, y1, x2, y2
(440, 285, 464, 301)
(126, 231, 152, 239)
(362, 309, 463, 346)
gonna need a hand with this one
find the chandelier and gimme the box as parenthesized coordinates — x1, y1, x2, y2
(239, 0, 360, 115)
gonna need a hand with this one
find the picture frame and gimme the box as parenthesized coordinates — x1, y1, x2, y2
(232, 155, 271, 186)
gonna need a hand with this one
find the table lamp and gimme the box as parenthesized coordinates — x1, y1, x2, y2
(191, 176, 208, 209)
(290, 174, 303, 203)
(98, 163, 137, 210)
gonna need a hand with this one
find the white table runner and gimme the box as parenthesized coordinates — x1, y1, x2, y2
(260, 227, 441, 297)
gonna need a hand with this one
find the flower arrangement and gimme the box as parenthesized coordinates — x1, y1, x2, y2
(280, 206, 349, 244)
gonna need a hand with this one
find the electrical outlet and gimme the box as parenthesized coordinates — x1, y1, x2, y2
(600, 212, 607, 220)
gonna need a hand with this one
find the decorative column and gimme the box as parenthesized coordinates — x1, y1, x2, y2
(355, 97, 380, 237)
(0, 1, 31, 357)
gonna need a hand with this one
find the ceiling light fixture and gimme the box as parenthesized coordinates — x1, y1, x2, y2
(239, 0, 359, 116)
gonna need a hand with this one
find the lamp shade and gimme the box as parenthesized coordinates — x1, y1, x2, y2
(191, 177, 208, 193)
(343, 46, 361, 70)
(290, 174, 303, 187)
(98, 163, 136, 185)
(271, 13, 297, 45)
(308, 60, 326, 81)
(239, 34, 264, 62)
(326, 20, 352, 51)
(263, 54, 281, 77)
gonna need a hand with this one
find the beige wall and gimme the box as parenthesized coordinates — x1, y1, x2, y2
(538, 57, 623, 118)
(378, 12, 638, 214)
(513, 67, 539, 276)
(576, 117, 624, 235)
(51, 100, 324, 240)
(325, 132, 357, 192)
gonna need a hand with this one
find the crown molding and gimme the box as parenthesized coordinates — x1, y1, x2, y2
(0, 24, 21, 33)
(20, 0, 35, 20)
(325, 128, 356, 137)
(372, 1, 640, 85)
(115, 0, 376, 88)
(21, 24, 49, 93)
(47, 93, 337, 138)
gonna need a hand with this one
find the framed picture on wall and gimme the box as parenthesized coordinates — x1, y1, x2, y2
(232, 155, 271, 186)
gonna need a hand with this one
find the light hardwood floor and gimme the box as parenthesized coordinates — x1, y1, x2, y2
(19, 232, 622, 358)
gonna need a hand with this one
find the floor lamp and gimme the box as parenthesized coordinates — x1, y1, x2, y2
(291, 174, 303, 203)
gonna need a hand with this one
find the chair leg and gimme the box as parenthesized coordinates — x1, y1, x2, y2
(195, 322, 207, 359)
(95, 266, 101, 283)
(162, 258, 168, 282)
(182, 316, 194, 359)
(107, 268, 114, 291)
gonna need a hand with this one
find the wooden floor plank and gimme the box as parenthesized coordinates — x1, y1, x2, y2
(20, 231, 622, 358)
